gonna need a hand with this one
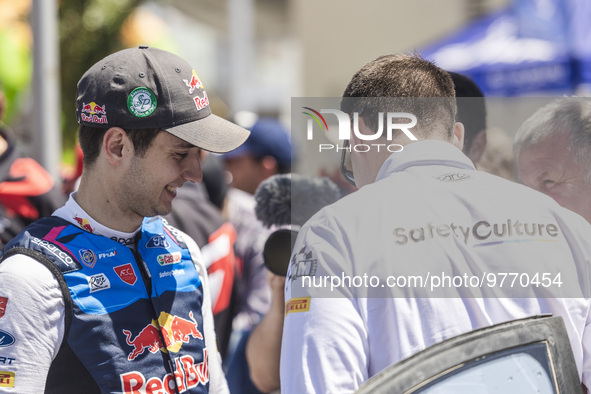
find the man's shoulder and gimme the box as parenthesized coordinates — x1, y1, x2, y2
(3, 216, 71, 246)
(304, 167, 589, 231)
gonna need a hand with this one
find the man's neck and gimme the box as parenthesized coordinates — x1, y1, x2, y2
(75, 176, 143, 233)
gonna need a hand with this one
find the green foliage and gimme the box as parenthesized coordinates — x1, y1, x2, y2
(0, 28, 32, 126)
(59, 0, 143, 150)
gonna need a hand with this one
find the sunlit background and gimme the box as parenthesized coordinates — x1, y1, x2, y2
(0, 0, 589, 180)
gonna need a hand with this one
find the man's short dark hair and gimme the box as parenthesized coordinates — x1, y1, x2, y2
(78, 125, 162, 167)
(341, 53, 457, 139)
(449, 72, 486, 153)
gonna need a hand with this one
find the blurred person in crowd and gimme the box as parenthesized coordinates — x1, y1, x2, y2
(450, 72, 517, 181)
(246, 270, 284, 394)
(61, 142, 84, 196)
(0, 46, 250, 393)
(514, 97, 591, 224)
(478, 127, 517, 181)
(0, 82, 65, 246)
(245, 174, 341, 393)
(223, 117, 293, 195)
(449, 71, 487, 165)
(201, 154, 230, 212)
(280, 53, 591, 392)
(221, 117, 294, 392)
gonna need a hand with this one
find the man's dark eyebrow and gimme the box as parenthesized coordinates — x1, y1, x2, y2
(173, 141, 197, 149)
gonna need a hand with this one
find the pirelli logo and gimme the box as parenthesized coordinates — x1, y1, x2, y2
(285, 297, 311, 316)
(0, 371, 15, 387)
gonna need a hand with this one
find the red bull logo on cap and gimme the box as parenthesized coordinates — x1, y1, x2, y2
(183, 71, 203, 95)
(80, 101, 108, 124)
(81, 101, 106, 115)
(193, 91, 209, 111)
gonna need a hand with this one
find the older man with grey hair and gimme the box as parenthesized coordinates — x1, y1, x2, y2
(514, 97, 591, 224)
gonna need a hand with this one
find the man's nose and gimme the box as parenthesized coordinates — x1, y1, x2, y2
(182, 148, 204, 183)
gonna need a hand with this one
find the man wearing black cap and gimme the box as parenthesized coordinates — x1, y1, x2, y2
(0, 46, 249, 393)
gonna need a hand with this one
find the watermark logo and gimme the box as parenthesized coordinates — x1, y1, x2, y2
(302, 107, 417, 152)
(302, 107, 329, 134)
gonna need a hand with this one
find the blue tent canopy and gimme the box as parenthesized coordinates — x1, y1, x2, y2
(419, 3, 585, 96)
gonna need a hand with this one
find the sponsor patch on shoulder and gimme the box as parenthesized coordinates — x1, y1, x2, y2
(0, 297, 7, 318)
(433, 172, 471, 182)
(157, 252, 182, 266)
(0, 330, 15, 348)
(288, 246, 318, 282)
(285, 297, 311, 316)
(0, 371, 15, 388)
(0, 356, 16, 365)
(88, 273, 111, 293)
(114, 264, 138, 286)
(79, 249, 98, 268)
(146, 234, 170, 249)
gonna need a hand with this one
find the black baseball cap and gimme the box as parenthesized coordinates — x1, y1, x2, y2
(76, 45, 249, 153)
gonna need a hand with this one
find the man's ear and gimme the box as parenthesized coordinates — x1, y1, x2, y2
(351, 116, 369, 146)
(260, 155, 279, 178)
(452, 122, 465, 150)
(103, 127, 131, 165)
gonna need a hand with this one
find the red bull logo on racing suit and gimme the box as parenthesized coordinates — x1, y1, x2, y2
(120, 350, 208, 393)
(121, 311, 207, 392)
(73, 215, 95, 233)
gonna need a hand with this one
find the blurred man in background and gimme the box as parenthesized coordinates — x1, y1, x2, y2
(452, 71, 516, 181)
(449, 71, 487, 165)
(221, 116, 294, 336)
(514, 97, 591, 224)
(223, 117, 293, 195)
(245, 173, 342, 393)
(221, 117, 295, 393)
(0, 82, 64, 246)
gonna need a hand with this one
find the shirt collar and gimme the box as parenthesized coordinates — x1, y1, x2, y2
(53, 192, 140, 247)
(375, 140, 475, 182)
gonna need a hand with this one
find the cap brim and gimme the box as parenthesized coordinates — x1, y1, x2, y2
(165, 114, 250, 153)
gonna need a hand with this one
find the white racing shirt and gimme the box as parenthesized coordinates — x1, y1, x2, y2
(280, 140, 591, 393)
(0, 193, 228, 393)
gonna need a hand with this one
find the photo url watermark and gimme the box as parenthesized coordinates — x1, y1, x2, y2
(300, 272, 563, 293)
